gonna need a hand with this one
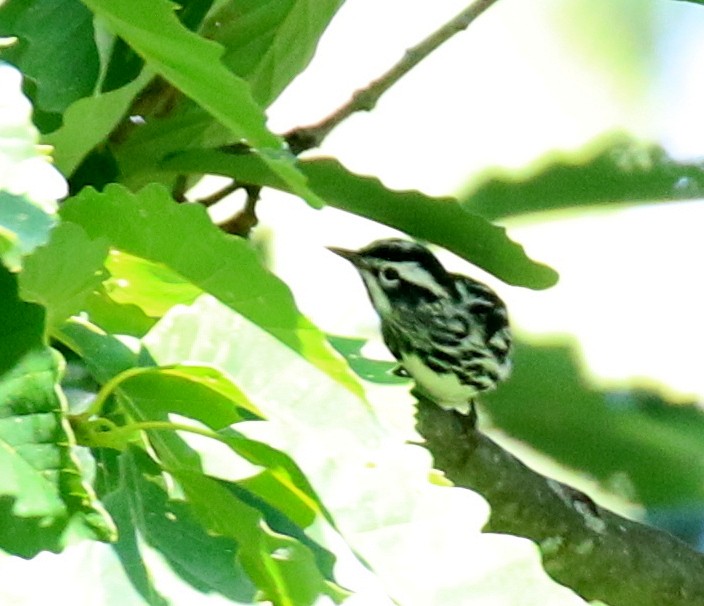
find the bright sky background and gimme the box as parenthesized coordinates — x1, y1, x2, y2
(221, 0, 704, 402)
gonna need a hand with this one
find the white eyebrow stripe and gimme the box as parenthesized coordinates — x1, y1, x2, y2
(395, 262, 447, 297)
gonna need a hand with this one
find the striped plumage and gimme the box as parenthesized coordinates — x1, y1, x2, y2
(329, 239, 511, 415)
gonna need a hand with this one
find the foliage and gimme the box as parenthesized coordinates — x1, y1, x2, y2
(1, 1, 704, 605)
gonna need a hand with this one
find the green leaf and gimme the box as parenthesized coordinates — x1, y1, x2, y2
(0, 191, 57, 271)
(104, 447, 256, 604)
(174, 469, 347, 605)
(60, 183, 364, 396)
(0, 265, 45, 376)
(20, 222, 109, 330)
(299, 158, 558, 289)
(79, 0, 273, 147)
(327, 335, 410, 385)
(43, 70, 152, 177)
(0, 0, 99, 116)
(158, 151, 558, 289)
(83, 286, 157, 338)
(103, 368, 346, 604)
(484, 338, 704, 507)
(206, 0, 345, 106)
(80, 0, 325, 208)
(59, 315, 330, 537)
(57, 317, 140, 384)
(462, 134, 704, 220)
(0, 336, 115, 556)
(112, 364, 263, 426)
(160, 146, 288, 188)
(103, 250, 201, 317)
(218, 428, 327, 528)
(115, 107, 234, 188)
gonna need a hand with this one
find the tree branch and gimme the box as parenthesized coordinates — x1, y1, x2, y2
(218, 184, 261, 237)
(414, 398, 704, 606)
(285, 0, 501, 154)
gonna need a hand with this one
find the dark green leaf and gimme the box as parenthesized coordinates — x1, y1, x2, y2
(80, 0, 325, 207)
(60, 183, 364, 396)
(462, 134, 704, 220)
(160, 146, 287, 188)
(176, 0, 216, 31)
(0, 265, 45, 376)
(0, 339, 116, 556)
(57, 318, 140, 384)
(485, 339, 704, 507)
(20, 222, 109, 330)
(104, 367, 346, 604)
(174, 469, 347, 605)
(109, 391, 343, 601)
(300, 158, 558, 289)
(115, 107, 231, 188)
(104, 447, 256, 604)
(0, 0, 99, 116)
(206, 0, 344, 106)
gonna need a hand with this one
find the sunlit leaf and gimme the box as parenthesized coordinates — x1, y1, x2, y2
(60, 183, 364, 396)
(103, 250, 201, 318)
(113, 364, 263, 425)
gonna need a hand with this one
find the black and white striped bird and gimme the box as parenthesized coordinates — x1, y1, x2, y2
(329, 239, 511, 416)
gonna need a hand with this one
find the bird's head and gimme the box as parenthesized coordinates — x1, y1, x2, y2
(328, 239, 454, 315)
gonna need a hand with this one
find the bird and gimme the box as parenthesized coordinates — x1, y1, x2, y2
(328, 239, 511, 419)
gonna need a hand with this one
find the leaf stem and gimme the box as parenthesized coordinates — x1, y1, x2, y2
(285, 0, 501, 154)
(81, 366, 155, 419)
(112, 420, 228, 444)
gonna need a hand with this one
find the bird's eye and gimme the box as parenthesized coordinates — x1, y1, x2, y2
(379, 266, 400, 286)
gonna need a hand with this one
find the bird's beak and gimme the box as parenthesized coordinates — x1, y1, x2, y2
(327, 246, 363, 267)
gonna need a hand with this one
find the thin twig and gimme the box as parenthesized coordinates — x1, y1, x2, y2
(194, 180, 240, 207)
(219, 184, 261, 237)
(285, 0, 501, 154)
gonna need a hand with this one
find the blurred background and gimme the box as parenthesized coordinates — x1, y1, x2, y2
(201, 0, 704, 548)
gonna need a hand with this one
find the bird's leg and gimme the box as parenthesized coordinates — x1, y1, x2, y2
(467, 399, 478, 429)
(453, 399, 479, 434)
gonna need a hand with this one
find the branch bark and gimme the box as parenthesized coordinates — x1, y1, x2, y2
(285, 0, 501, 154)
(414, 398, 704, 606)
